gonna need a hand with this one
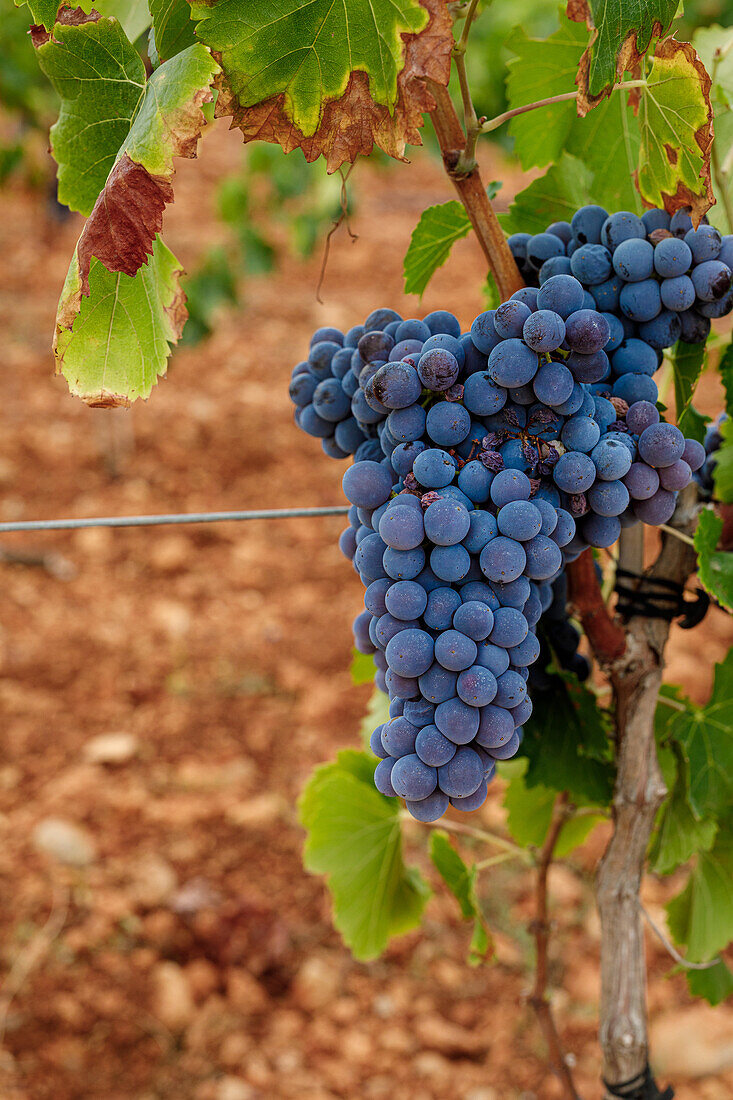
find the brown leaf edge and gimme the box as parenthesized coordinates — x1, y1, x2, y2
(29, 4, 99, 47)
(567, 0, 676, 116)
(633, 38, 715, 226)
(212, 0, 453, 173)
(53, 239, 187, 409)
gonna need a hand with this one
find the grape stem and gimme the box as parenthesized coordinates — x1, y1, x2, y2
(638, 901, 721, 970)
(402, 811, 531, 860)
(657, 522, 696, 547)
(528, 792, 582, 1100)
(479, 80, 647, 135)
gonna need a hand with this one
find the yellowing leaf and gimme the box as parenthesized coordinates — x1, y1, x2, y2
(637, 38, 714, 224)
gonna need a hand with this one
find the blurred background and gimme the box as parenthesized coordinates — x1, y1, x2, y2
(1, 4, 733, 1098)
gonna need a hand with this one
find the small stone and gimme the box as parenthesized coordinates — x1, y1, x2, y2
(185, 959, 220, 1003)
(292, 955, 340, 1010)
(130, 854, 177, 908)
(463, 1090, 499, 1100)
(83, 732, 138, 765)
(226, 969, 269, 1014)
(215, 1078, 254, 1100)
(150, 961, 195, 1032)
(33, 818, 97, 866)
(226, 794, 285, 827)
(415, 1014, 489, 1056)
(651, 1005, 733, 1077)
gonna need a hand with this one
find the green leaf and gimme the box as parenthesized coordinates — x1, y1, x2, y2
(568, 0, 678, 107)
(403, 201, 471, 297)
(500, 757, 604, 857)
(695, 509, 733, 612)
(686, 958, 733, 1005)
(359, 689, 391, 752)
(678, 404, 710, 446)
(649, 744, 717, 875)
(98, 0, 151, 43)
(190, 0, 453, 172)
(54, 235, 186, 406)
(666, 828, 733, 961)
(692, 26, 733, 234)
(299, 751, 430, 960)
(519, 669, 614, 804)
(713, 418, 733, 504)
(37, 17, 147, 217)
(719, 339, 733, 416)
(429, 831, 492, 965)
(14, 0, 61, 31)
(350, 650, 376, 686)
(670, 339, 706, 425)
(665, 648, 733, 819)
(499, 153, 593, 236)
(149, 0, 197, 62)
(637, 39, 714, 224)
(505, 18, 641, 212)
(482, 274, 500, 311)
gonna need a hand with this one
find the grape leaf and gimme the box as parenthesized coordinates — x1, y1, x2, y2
(518, 669, 614, 804)
(499, 153, 593, 236)
(299, 750, 430, 960)
(720, 339, 733, 416)
(666, 827, 733, 961)
(36, 15, 146, 216)
(54, 235, 186, 407)
(636, 39, 714, 225)
(99, 0, 151, 42)
(670, 339, 706, 425)
(686, 958, 733, 1006)
(351, 650, 377, 686)
(567, 0, 678, 112)
(506, 20, 642, 213)
(692, 26, 733, 234)
(403, 201, 471, 297)
(14, 0, 62, 30)
(499, 757, 604, 857)
(149, 0, 197, 63)
(678, 404, 710, 445)
(663, 648, 733, 818)
(713, 418, 733, 504)
(189, 0, 453, 172)
(359, 688, 391, 751)
(649, 743, 717, 875)
(695, 509, 733, 611)
(429, 831, 492, 966)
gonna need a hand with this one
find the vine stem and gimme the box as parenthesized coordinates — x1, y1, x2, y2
(427, 80, 524, 299)
(529, 792, 581, 1100)
(402, 811, 532, 861)
(480, 80, 647, 135)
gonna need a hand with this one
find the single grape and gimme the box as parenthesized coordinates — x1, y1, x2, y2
(435, 697, 482, 742)
(405, 790, 449, 822)
(613, 238, 654, 281)
(417, 348, 460, 391)
(456, 666, 498, 707)
(391, 754, 438, 800)
(434, 629, 478, 672)
(415, 725, 457, 767)
(437, 747, 484, 797)
(479, 536, 527, 583)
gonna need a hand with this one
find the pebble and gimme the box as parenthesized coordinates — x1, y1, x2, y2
(651, 1005, 733, 1077)
(32, 817, 97, 866)
(150, 961, 196, 1032)
(83, 732, 139, 765)
(292, 955, 340, 1010)
(215, 1078, 254, 1100)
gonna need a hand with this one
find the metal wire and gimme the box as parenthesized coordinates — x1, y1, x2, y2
(0, 506, 350, 534)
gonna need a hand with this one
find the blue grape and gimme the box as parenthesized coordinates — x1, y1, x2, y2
(488, 339, 539, 388)
(385, 628, 435, 677)
(571, 244, 612, 284)
(383, 546, 426, 580)
(654, 237, 692, 277)
(685, 225, 722, 262)
(539, 256, 573, 282)
(582, 513, 621, 547)
(424, 310, 461, 338)
(470, 311, 501, 355)
(438, 747, 484, 797)
(430, 543, 471, 582)
(358, 330, 394, 363)
(385, 580, 428, 620)
(533, 361, 574, 406)
(435, 697, 481, 742)
(497, 500, 542, 541)
(489, 606, 528, 647)
(435, 629, 478, 671)
(417, 348, 460, 391)
(601, 211, 646, 251)
(381, 716, 419, 757)
(480, 536, 527, 583)
(638, 311, 682, 349)
(602, 312, 625, 350)
(374, 758, 397, 796)
(571, 205, 608, 245)
(370, 725, 389, 759)
(589, 276, 622, 311)
(490, 469, 532, 506)
(378, 504, 425, 550)
(624, 462, 660, 500)
(424, 587, 463, 630)
(391, 441, 427, 477)
(613, 238, 654, 281)
(422, 333, 465, 365)
(426, 402, 471, 446)
(457, 461, 493, 503)
(450, 778, 490, 812)
(419, 662, 458, 703)
(682, 438, 706, 471)
(553, 451, 596, 493)
(413, 448, 456, 488)
(611, 338, 657, 376)
(463, 371, 507, 415)
(371, 362, 422, 409)
(592, 438, 633, 480)
(300, 404, 335, 438)
(387, 405, 426, 442)
(612, 373, 659, 406)
(355, 532, 389, 579)
(389, 339, 423, 362)
(619, 279, 661, 322)
(342, 460, 394, 507)
(633, 488, 677, 524)
(486, 731, 521, 760)
(339, 527, 357, 559)
(494, 670, 527, 708)
(638, 423, 685, 467)
(523, 534, 563, 580)
(415, 725, 457, 767)
(536, 274, 585, 318)
(456, 666, 498, 707)
(692, 260, 732, 301)
(641, 208, 670, 234)
(508, 632, 541, 667)
(364, 578, 390, 616)
(527, 232, 565, 269)
(660, 276, 696, 312)
(533, 497, 558, 535)
(364, 308, 402, 331)
(391, 754, 437, 800)
(489, 575, 530, 609)
(376, 613, 418, 648)
(565, 310, 611, 353)
(405, 790, 449, 821)
(453, 600, 494, 640)
(396, 318, 431, 343)
(659, 460, 692, 491)
(562, 414, 601, 453)
(567, 349, 609, 384)
(588, 480, 630, 516)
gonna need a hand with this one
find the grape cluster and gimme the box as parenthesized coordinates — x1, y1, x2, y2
(508, 206, 733, 408)
(289, 281, 705, 822)
(694, 413, 728, 498)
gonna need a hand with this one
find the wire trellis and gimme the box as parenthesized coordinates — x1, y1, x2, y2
(0, 506, 350, 535)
